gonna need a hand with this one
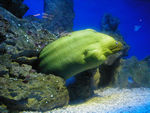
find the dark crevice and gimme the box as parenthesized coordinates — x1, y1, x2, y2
(99, 58, 121, 87)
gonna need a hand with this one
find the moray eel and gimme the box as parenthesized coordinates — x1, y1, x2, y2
(39, 29, 123, 80)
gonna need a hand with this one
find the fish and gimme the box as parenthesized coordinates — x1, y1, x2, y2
(33, 13, 54, 20)
(39, 29, 123, 80)
(134, 25, 142, 32)
(33, 13, 41, 17)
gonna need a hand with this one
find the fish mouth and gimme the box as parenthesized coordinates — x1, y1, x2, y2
(111, 41, 123, 53)
(104, 41, 123, 57)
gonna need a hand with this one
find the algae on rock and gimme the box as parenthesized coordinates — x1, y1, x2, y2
(0, 74, 69, 111)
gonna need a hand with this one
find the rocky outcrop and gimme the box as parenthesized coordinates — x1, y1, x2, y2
(101, 14, 120, 33)
(111, 56, 150, 88)
(43, 0, 74, 34)
(0, 1, 75, 110)
(0, 7, 69, 112)
(25, 0, 75, 35)
(0, 63, 69, 112)
(97, 14, 130, 87)
(0, 7, 56, 65)
(0, 0, 28, 18)
(67, 68, 101, 101)
(0, 55, 69, 112)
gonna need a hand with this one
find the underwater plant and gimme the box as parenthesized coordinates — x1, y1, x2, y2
(39, 29, 123, 80)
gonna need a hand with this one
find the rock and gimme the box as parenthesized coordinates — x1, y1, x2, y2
(90, 68, 101, 89)
(143, 56, 150, 67)
(67, 67, 100, 101)
(9, 62, 32, 78)
(95, 14, 130, 88)
(13, 56, 38, 65)
(111, 56, 150, 88)
(0, 7, 56, 66)
(0, 0, 29, 18)
(67, 71, 94, 101)
(0, 54, 12, 67)
(101, 14, 120, 33)
(104, 51, 123, 66)
(0, 54, 69, 112)
(0, 104, 8, 113)
(0, 65, 9, 76)
(99, 58, 121, 87)
(43, 0, 74, 34)
(0, 74, 69, 112)
(25, 0, 75, 36)
(0, 54, 11, 77)
(0, 6, 70, 112)
(0, 15, 10, 43)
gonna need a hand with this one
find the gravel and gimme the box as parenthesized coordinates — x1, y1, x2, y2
(23, 88, 150, 113)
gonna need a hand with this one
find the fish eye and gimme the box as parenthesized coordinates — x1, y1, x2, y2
(115, 41, 118, 45)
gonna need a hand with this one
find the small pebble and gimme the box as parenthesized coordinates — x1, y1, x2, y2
(50, 94, 54, 98)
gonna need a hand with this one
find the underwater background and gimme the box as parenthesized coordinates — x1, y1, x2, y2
(0, 0, 150, 113)
(23, 0, 150, 60)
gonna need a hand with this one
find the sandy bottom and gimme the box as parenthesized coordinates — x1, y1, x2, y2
(24, 88, 150, 113)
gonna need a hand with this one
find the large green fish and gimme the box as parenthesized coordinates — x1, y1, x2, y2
(39, 29, 123, 80)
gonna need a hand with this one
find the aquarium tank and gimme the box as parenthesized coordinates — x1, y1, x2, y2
(0, 0, 150, 113)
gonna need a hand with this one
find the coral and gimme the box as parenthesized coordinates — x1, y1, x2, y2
(39, 29, 123, 80)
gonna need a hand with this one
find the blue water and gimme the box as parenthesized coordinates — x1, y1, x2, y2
(23, 0, 150, 60)
(23, 0, 44, 18)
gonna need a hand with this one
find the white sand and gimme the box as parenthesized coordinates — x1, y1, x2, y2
(24, 88, 150, 113)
